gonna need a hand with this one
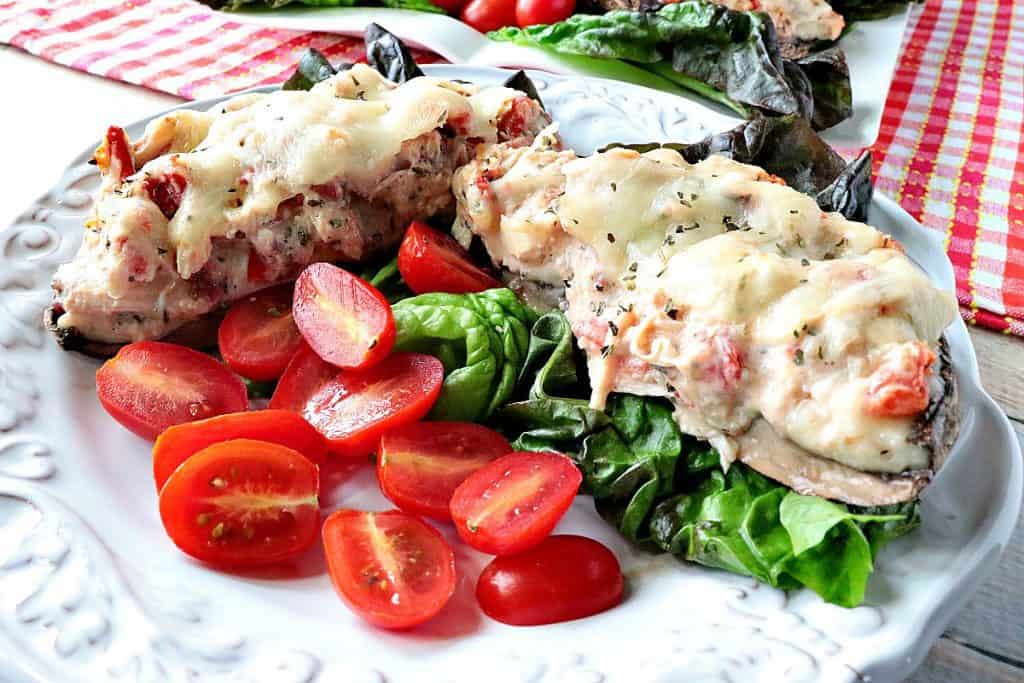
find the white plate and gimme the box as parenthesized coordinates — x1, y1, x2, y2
(219, 5, 911, 148)
(0, 66, 1019, 683)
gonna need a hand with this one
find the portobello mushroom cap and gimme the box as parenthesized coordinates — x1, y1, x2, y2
(45, 305, 222, 359)
(736, 337, 959, 506)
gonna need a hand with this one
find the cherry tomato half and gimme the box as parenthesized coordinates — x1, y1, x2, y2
(323, 509, 456, 629)
(450, 451, 581, 555)
(292, 263, 396, 370)
(397, 222, 502, 295)
(476, 535, 624, 626)
(218, 284, 303, 381)
(96, 341, 248, 441)
(152, 410, 328, 491)
(378, 421, 511, 520)
(516, 0, 575, 27)
(460, 0, 517, 33)
(158, 439, 320, 568)
(271, 347, 444, 457)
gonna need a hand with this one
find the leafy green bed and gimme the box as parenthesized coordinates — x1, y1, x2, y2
(491, 2, 852, 129)
(278, 31, 920, 608)
(202, 0, 920, 131)
(368, 285, 920, 608)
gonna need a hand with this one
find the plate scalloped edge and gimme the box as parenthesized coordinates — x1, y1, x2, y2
(0, 66, 1018, 683)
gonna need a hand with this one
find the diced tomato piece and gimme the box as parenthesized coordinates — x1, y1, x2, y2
(450, 451, 581, 555)
(323, 509, 456, 629)
(397, 221, 503, 295)
(270, 349, 444, 458)
(218, 284, 304, 381)
(377, 422, 511, 519)
(158, 439, 320, 568)
(142, 172, 187, 219)
(711, 333, 744, 391)
(497, 96, 536, 140)
(94, 126, 135, 181)
(292, 263, 396, 370)
(476, 535, 624, 626)
(96, 341, 248, 441)
(152, 409, 328, 491)
(865, 341, 935, 417)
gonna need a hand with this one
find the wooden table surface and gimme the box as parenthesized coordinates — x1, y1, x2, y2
(4, 45, 1022, 683)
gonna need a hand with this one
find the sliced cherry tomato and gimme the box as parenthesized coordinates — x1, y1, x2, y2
(397, 222, 502, 295)
(323, 509, 456, 629)
(450, 451, 581, 555)
(159, 439, 320, 568)
(292, 263, 396, 370)
(270, 348, 444, 458)
(476, 535, 624, 626)
(96, 341, 248, 441)
(460, 0, 517, 33)
(152, 409, 328, 491)
(516, 0, 575, 27)
(218, 284, 303, 381)
(378, 422, 511, 520)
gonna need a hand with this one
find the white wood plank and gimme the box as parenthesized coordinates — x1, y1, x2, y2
(970, 327, 1024, 424)
(908, 637, 1024, 683)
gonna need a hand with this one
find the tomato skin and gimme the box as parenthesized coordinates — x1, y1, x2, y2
(94, 126, 135, 180)
(515, 0, 575, 27)
(397, 222, 503, 295)
(460, 0, 517, 32)
(432, 0, 467, 12)
(158, 439, 320, 568)
(271, 348, 444, 458)
(152, 409, 328, 491)
(96, 341, 248, 441)
(476, 535, 624, 626)
(218, 284, 303, 381)
(378, 422, 511, 520)
(450, 451, 582, 555)
(292, 263, 396, 370)
(323, 509, 457, 629)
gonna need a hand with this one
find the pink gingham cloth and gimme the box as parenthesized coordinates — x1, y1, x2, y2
(2, 0, 1023, 334)
(0, 0, 441, 100)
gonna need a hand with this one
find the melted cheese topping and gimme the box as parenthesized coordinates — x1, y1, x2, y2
(454, 142, 958, 474)
(53, 65, 537, 343)
(134, 66, 522, 277)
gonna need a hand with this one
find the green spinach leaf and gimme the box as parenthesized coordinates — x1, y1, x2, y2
(779, 492, 908, 555)
(491, 312, 609, 453)
(489, 2, 852, 129)
(392, 289, 536, 422)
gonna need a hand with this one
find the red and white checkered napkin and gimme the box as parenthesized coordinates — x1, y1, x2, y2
(871, 0, 1024, 335)
(0, 0, 441, 100)
(2, 0, 1023, 334)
